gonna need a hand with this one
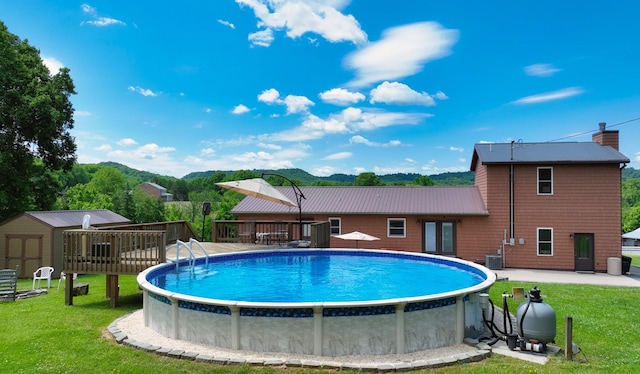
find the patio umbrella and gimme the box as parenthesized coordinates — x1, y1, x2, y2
(335, 231, 380, 248)
(215, 178, 296, 207)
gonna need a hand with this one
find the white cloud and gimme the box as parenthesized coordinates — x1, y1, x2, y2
(201, 148, 215, 156)
(313, 166, 335, 177)
(218, 19, 236, 29)
(345, 22, 458, 87)
(267, 107, 431, 142)
(319, 88, 365, 105)
(350, 135, 402, 147)
(449, 146, 464, 152)
(95, 144, 112, 151)
(406, 158, 416, 163)
(81, 4, 126, 27)
(41, 56, 64, 75)
(434, 91, 448, 100)
(128, 86, 159, 97)
(524, 63, 561, 77)
(323, 152, 352, 160)
(511, 87, 584, 105)
(237, 0, 367, 47)
(258, 88, 281, 104)
(257, 89, 313, 114)
(283, 95, 314, 114)
(258, 142, 282, 150)
(74, 110, 91, 117)
(369, 81, 441, 106)
(205, 108, 212, 113)
(420, 160, 467, 174)
(248, 29, 274, 47)
(117, 138, 138, 147)
(231, 104, 251, 114)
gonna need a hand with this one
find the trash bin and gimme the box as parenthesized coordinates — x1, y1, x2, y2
(607, 257, 621, 276)
(622, 255, 632, 274)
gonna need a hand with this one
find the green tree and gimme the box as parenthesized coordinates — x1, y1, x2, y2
(89, 166, 126, 197)
(65, 184, 113, 210)
(623, 205, 640, 233)
(622, 179, 640, 208)
(0, 21, 77, 221)
(412, 175, 435, 186)
(131, 189, 165, 223)
(354, 172, 385, 186)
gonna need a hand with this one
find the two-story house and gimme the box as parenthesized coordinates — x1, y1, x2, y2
(468, 125, 628, 271)
(230, 125, 629, 271)
(137, 182, 173, 202)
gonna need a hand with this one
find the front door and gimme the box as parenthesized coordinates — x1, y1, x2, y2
(574, 233, 594, 272)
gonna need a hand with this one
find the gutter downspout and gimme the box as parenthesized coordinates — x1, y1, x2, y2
(508, 141, 515, 267)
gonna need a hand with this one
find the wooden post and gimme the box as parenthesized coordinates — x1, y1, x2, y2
(565, 316, 573, 361)
(107, 274, 119, 308)
(64, 272, 73, 305)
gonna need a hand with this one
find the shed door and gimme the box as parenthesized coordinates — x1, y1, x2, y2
(574, 233, 594, 272)
(5, 234, 43, 278)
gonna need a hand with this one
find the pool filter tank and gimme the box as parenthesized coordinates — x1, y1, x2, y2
(516, 287, 556, 345)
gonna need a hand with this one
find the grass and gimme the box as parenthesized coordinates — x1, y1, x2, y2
(1, 272, 639, 373)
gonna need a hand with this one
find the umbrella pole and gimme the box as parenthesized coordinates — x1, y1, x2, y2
(262, 173, 307, 241)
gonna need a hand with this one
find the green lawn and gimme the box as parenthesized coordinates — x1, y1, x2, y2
(1, 273, 639, 373)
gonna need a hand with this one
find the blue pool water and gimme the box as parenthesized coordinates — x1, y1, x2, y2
(149, 250, 486, 303)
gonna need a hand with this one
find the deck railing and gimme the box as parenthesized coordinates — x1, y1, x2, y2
(212, 220, 330, 247)
(101, 220, 198, 243)
(63, 229, 167, 275)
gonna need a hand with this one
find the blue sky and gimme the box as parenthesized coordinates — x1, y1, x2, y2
(2, 1, 639, 178)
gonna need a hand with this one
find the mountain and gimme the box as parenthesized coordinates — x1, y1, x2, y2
(96, 162, 639, 187)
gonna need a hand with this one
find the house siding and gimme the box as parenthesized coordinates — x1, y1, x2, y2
(0, 215, 53, 278)
(473, 163, 622, 271)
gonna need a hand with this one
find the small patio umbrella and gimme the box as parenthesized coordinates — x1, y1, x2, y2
(335, 231, 380, 248)
(215, 178, 296, 207)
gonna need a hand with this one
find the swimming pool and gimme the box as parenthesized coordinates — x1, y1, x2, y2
(138, 249, 496, 356)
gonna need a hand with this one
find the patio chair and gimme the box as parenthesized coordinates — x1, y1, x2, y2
(33, 266, 54, 289)
(0, 268, 18, 301)
(57, 272, 78, 290)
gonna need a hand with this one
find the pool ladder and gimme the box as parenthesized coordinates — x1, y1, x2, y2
(167, 238, 209, 273)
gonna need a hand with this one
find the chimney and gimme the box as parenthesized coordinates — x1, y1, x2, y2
(592, 122, 619, 150)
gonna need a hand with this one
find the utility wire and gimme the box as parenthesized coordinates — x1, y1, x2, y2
(547, 116, 640, 142)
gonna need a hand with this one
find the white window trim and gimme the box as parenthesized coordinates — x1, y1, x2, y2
(329, 217, 341, 236)
(537, 227, 553, 256)
(387, 218, 406, 238)
(537, 166, 553, 195)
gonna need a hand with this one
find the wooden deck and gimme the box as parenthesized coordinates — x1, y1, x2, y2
(62, 220, 330, 308)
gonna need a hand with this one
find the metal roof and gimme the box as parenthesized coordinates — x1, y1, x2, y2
(471, 141, 630, 170)
(232, 186, 488, 216)
(142, 182, 167, 191)
(25, 210, 130, 228)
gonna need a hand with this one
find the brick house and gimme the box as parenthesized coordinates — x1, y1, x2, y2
(137, 182, 173, 202)
(231, 126, 628, 271)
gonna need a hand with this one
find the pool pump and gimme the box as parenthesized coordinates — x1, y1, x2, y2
(481, 286, 556, 352)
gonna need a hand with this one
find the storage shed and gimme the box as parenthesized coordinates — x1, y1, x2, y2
(0, 210, 130, 278)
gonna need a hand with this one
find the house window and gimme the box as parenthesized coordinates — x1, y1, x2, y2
(538, 167, 553, 195)
(424, 221, 456, 255)
(329, 218, 341, 236)
(537, 228, 553, 256)
(388, 218, 406, 238)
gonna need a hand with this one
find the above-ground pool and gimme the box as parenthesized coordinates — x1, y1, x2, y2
(138, 249, 496, 356)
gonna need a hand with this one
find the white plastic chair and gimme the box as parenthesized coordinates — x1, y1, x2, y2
(33, 266, 54, 289)
(57, 272, 78, 290)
